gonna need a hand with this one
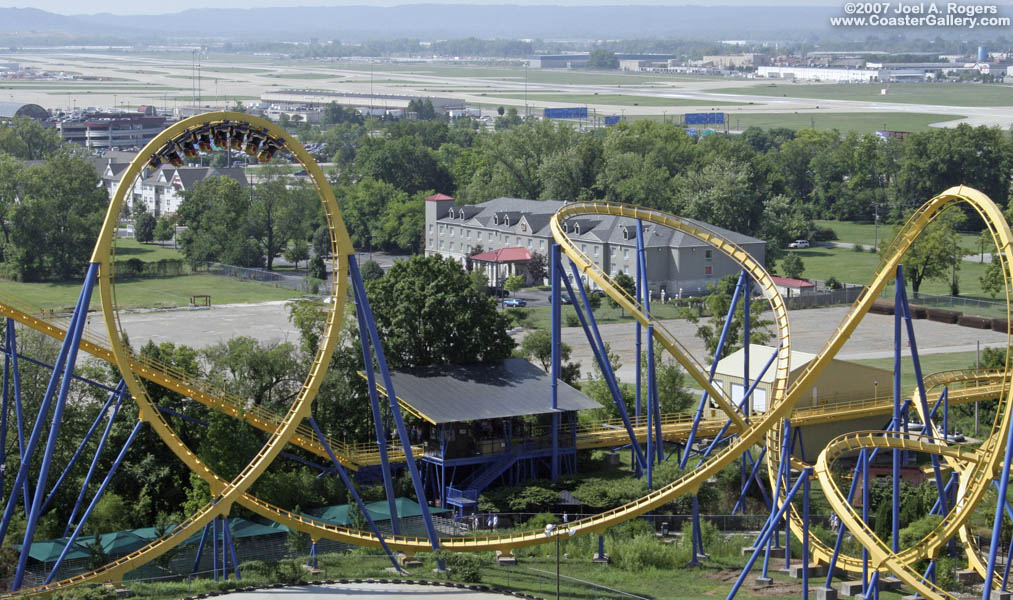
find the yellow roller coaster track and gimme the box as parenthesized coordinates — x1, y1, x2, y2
(6, 130, 1008, 599)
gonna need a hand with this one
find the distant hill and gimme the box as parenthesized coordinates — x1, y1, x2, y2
(3, 5, 839, 39)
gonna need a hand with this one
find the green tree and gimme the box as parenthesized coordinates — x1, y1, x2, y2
(134, 208, 156, 243)
(375, 197, 425, 253)
(8, 152, 107, 281)
(519, 329, 581, 385)
(336, 177, 409, 251)
(504, 273, 525, 293)
(177, 176, 261, 269)
(0, 116, 63, 160)
(780, 253, 805, 280)
(364, 254, 514, 368)
(153, 216, 175, 245)
(884, 208, 965, 293)
(608, 272, 637, 314)
(688, 274, 774, 360)
(284, 238, 310, 269)
(359, 259, 385, 282)
(354, 136, 453, 196)
(587, 48, 619, 70)
(494, 107, 524, 131)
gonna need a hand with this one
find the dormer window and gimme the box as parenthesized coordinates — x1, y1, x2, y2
(504, 215, 510, 226)
(447, 208, 455, 218)
(622, 227, 630, 240)
(493, 215, 499, 225)
(574, 223, 581, 235)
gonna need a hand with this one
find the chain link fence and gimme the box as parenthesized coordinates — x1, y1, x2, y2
(204, 262, 327, 294)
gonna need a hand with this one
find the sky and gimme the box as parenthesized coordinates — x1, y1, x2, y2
(2, 0, 844, 16)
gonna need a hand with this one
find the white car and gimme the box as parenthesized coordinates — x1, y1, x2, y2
(788, 240, 810, 249)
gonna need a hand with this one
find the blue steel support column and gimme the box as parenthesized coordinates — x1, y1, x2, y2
(983, 383, 1013, 598)
(727, 469, 812, 600)
(42, 381, 124, 512)
(7, 322, 27, 513)
(226, 519, 241, 580)
(12, 262, 97, 590)
(551, 244, 561, 481)
(43, 420, 143, 585)
(351, 257, 401, 535)
(191, 524, 210, 576)
(564, 261, 646, 471)
(634, 228, 643, 475)
(646, 323, 654, 489)
(743, 271, 750, 418)
(732, 447, 768, 514)
(64, 382, 126, 537)
(350, 264, 441, 561)
(0, 321, 10, 502)
(802, 473, 810, 600)
(307, 417, 402, 572)
(862, 439, 871, 597)
(680, 272, 746, 469)
(893, 266, 902, 558)
(212, 516, 219, 580)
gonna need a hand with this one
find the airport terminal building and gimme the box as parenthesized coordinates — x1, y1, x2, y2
(424, 195, 765, 297)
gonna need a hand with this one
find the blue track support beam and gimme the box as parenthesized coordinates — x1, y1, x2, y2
(698, 348, 777, 467)
(732, 447, 767, 514)
(212, 515, 219, 580)
(680, 271, 746, 469)
(1, 321, 11, 503)
(983, 388, 1013, 598)
(350, 262, 440, 561)
(227, 519, 241, 580)
(760, 420, 791, 578)
(742, 270, 750, 419)
(43, 420, 143, 586)
(862, 438, 870, 596)
(307, 417, 403, 572)
(564, 260, 646, 472)
(6, 322, 28, 513)
(893, 267, 902, 557)
(646, 323, 654, 489)
(351, 257, 400, 536)
(802, 472, 810, 600)
(42, 381, 125, 513)
(64, 385, 127, 537)
(727, 468, 812, 600)
(825, 447, 866, 590)
(191, 523, 211, 575)
(551, 244, 561, 481)
(12, 262, 98, 590)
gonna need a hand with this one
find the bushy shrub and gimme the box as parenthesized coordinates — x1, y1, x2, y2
(611, 534, 678, 572)
(433, 550, 484, 582)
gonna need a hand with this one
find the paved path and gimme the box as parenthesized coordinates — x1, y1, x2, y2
(218, 582, 514, 599)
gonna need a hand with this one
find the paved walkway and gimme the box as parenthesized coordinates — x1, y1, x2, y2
(218, 581, 515, 599)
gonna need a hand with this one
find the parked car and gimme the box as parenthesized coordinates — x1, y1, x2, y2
(788, 240, 810, 249)
(503, 298, 527, 307)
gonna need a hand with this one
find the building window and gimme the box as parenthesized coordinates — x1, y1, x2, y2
(450, 242, 455, 251)
(504, 216, 510, 226)
(477, 232, 483, 241)
(574, 223, 581, 234)
(428, 237, 433, 247)
(594, 246, 599, 257)
(581, 244, 587, 253)
(624, 248, 629, 259)
(439, 224, 445, 232)
(622, 227, 630, 240)
(521, 223, 527, 232)
(447, 208, 454, 218)
(705, 266, 713, 275)
(516, 237, 521, 245)
(493, 215, 499, 225)
(428, 224, 433, 233)
(540, 240, 545, 250)
(527, 239, 532, 249)
(450, 228, 455, 237)
(440, 240, 444, 250)
(467, 230, 471, 239)
(705, 249, 712, 259)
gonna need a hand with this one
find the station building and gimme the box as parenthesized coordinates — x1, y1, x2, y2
(424, 194, 766, 298)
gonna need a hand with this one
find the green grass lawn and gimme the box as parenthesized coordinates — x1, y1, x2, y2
(710, 81, 1013, 107)
(332, 63, 717, 86)
(816, 219, 985, 253)
(0, 274, 303, 312)
(853, 350, 980, 394)
(788, 246, 992, 299)
(490, 92, 747, 107)
(723, 112, 961, 133)
(512, 298, 688, 330)
(112, 239, 185, 263)
(264, 73, 345, 79)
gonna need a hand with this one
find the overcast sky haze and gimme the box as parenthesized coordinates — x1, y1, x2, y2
(3, 0, 844, 16)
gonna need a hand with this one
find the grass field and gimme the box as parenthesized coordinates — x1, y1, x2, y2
(112, 239, 185, 262)
(853, 350, 981, 395)
(490, 92, 747, 107)
(0, 274, 302, 312)
(331, 63, 717, 86)
(723, 112, 961, 133)
(816, 219, 985, 253)
(264, 73, 345, 79)
(788, 246, 993, 299)
(710, 81, 1013, 107)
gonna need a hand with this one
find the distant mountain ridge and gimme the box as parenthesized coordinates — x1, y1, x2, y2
(1, 4, 839, 39)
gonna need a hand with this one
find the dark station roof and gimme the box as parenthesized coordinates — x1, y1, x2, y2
(371, 358, 599, 424)
(0, 101, 49, 121)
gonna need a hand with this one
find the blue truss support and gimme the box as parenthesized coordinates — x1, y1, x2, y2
(280, 451, 327, 472)
(862, 437, 871, 597)
(698, 347, 777, 467)
(825, 447, 866, 590)
(348, 258, 440, 562)
(9, 352, 122, 395)
(802, 472, 810, 600)
(687, 494, 703, 565)
(351, 257, 400, 535)
(191, 523, 211, 575)
(760, 420, 791, 579)
(220, 517, 227, 580)
(896, 267, 949, 511)
(732, 447, 768, 514)
(634, 252, 643, 476)
(1, 321, 10, 503)
(680, 271, 746, 469)
(636, 221, 664, 466)
(42, 381, 125, 513)
(551, 244, 561, 481)
(646, 324, 654, 489)
(12, 262, 98, 590)
(893, 273, 903, 557)
(564, 260, 646, 472)
(1002, 532, 1013, 590)
(155, 403, 208, 427)
(65, 380, 127, 537)
(43, 420, 143, 586)
(6, 323, 29, 513)
(984, 409, 1013, 599)
(227, 518, 241, 580)
(727, 468, 812, 600)
(306, 417, 402, 572)
(212, 515, 219, 580)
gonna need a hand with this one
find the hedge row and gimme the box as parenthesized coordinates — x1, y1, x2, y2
(867, 299, 1008, 332)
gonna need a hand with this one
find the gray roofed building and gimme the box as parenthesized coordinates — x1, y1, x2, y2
(0, 101, 49, 122)
(375, 358, 599, 424)
(424, 195, 765, 297)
